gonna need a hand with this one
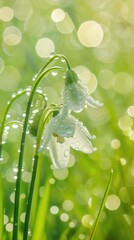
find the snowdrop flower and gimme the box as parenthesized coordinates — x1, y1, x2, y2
(63, 69, 103, 112)
(38, 113, 96, 169)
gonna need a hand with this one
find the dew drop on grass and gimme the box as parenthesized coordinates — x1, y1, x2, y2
(0, 156, 3, 161)
(61, 58, 65, 63)
(12, 124, 19, 129)
(12, 93, 16, 98)
(36, 88, 43, 94)
(28, 229, 32, 237)
(22, 112, 26, 117)
(32, 73, 38, 81)
(6, 113, 11, 119)
(17, 89, 23, 94)
(51, 71, 58, 76)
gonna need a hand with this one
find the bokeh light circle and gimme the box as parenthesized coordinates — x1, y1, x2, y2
(77, 21, 103, 47)
(13, 0, 33, 21)
(118, 115, 133, 131)
(0, 58, 4, 73)
(0, 66, 21, 91)
(106, 194, 121, 211)
(111, 139, 121, 149)
(51, 8, 65, 22)
(0, 6, 14, 22)
(127, 106, 134, 117)
(35, 38, 55, 58)
(113, 72, 133, 94)
(74, 65, 97, 93)
(3, 26, 22, 45)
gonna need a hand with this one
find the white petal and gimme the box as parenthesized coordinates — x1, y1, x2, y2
(38, 117, 56, 152)
(63, 82, 86, 112)
(70, 115, 95, 140)
(48, 136, 70, 169)
(54, 115, 75, 137)
(87, 95, 103, 108)
(70, 125, 96, 154)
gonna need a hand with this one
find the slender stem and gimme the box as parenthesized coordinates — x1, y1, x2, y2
(23, 153, 39, 240)
(12, 66, 65, 240)
(89, 169, 113, 240)
(0, 90, 27, 158)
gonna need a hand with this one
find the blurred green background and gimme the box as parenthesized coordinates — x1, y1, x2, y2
(0, 0, 134, 239)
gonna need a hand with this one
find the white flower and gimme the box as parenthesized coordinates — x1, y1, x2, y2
(38, 113, 96, 169)
(63, 69, 103, 112)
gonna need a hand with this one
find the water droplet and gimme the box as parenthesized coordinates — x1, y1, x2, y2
(17, 89, 23, 94)
(22, 113, 26, 117)
(49, 52, 56, 58)
(61, 58, 65, 62)
(29, 119, 33, 124)
(6, 113, 10, 119)
(36, 88, 43, 94)
(51, 71, 58, 76)
(33, 143, 36, 148)
(12, 93, 16, 98)
(12, 124, 18, 129)
(32, 73, 38, 81)
(64, 150, 69, 157)
(0, 156, 3, 161)
(28, 229, 32, 237)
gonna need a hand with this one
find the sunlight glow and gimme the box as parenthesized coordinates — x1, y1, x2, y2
(51, 8, 65, 22)
(3, 26, 22, 45)
(35, 38, 55, 58)
(0, 6, 14, 22)
(77, 21, 103, 47)
(105, 194, 120, 211)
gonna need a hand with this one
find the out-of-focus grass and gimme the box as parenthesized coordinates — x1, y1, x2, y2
(1, 0, 134, 239)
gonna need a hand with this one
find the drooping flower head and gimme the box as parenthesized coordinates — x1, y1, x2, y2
(38, 110, 96, 169)
(29, 64, 103, 169)
(63, 69, 103, 112)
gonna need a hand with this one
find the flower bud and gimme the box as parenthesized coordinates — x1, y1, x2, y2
(65, 69, 78, 85)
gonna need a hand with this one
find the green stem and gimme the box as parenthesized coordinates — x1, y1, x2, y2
(12, 66, 65, 240)
(23, 153, 39, 240)
(89, 169, 113, 240)
(0, 90, 27, 158)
